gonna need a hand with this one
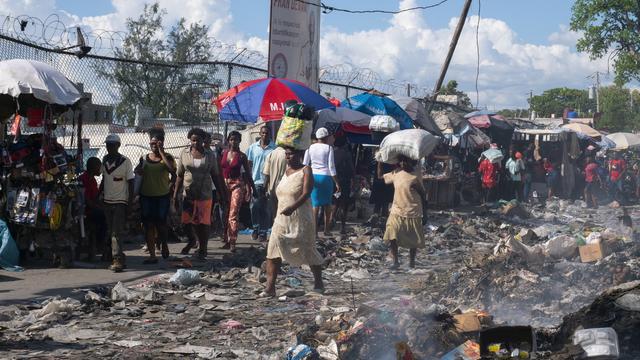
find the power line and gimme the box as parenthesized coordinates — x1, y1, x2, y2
(293, 0, 451, 15)
(475, 0, 481, 108)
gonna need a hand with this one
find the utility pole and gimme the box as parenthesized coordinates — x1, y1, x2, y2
(595, 71, 600, 113)
(528, 90, 533, 120)
(587, 71, 602, 113)
(426, 0, 473, 111)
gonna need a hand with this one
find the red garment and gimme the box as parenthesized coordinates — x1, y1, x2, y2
(610, 159, 626, 181)
(221, 150, 244, 179)
(543, 160, 554, 174)
(478, 159, 499, 189)
(584, 162, 598, 183)
(79, 171, 98, 214)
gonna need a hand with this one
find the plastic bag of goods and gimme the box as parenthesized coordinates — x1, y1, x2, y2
(369, 115, 400, 132)
(276, 116, 313, 150)
(375, 129, 439, 164)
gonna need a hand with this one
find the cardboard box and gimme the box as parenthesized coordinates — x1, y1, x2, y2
(579, 243, 604, 263)
(454, 313, 481, 333)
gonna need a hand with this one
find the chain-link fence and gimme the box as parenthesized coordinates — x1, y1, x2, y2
(0, 28, 424, 163)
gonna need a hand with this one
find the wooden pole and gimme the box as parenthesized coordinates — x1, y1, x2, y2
(427, 0, 473, 110)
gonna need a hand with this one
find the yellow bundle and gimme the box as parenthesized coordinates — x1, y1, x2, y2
(275, 116, 313, 150)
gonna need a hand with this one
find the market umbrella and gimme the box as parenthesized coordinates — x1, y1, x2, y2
(481, 148, 504, 163)
(0, 59, 82, 118)
(213, 77, 334, 123)
(562, 123, 601, 138)
(606, 132, 640, 150)
(316, 107, 371, 133)
(467, 114, 492, 128)
(341, 91, 413, 130)
(464, 109, 496, 119)
(389, 96, 443, 137)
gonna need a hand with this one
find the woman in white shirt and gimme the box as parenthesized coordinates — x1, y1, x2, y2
(304, 128, 341, 236)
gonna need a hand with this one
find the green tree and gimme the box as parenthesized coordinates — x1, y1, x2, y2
(98, 3, 217, 124)
(597, 85, 639, 131)
(529, 87, 595, 118)
(497, 109, 528, 118)
(571, 0, 640, 85)
(439, 80, 473, 108)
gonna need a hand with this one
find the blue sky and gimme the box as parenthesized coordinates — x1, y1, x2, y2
(5, 0, 603, 108)
(56, 0, 574, 46)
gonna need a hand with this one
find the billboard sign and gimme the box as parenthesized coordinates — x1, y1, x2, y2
(268, 0, 320, 91)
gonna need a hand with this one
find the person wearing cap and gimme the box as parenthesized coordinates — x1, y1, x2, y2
(304, 127, 340, 237)
(100, 134, 135, 272)
(505, 150, 525, 201)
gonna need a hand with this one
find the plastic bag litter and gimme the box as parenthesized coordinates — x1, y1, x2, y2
(220, 319, 244, 331)
(287, 344, 319, 360)
(573, 328, 619, 359)
(35, 298, 80, 320)
(169, 269, 201, 286)
(317, 340, 339, 360)
(368, 236, 387, 251)
(545, 235, 578, 260)
(341, 268, 371, 281)
(111, 282, 145, 302)
(494, 236, 545, 264)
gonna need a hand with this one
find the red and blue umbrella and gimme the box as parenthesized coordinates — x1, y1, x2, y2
(213, 77, 334, 123)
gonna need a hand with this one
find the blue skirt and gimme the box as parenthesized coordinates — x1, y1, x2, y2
(311, 174, 333, 207)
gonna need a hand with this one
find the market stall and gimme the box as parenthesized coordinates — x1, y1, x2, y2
(511, 129, 580, 199)
(0, 59, 85, 267)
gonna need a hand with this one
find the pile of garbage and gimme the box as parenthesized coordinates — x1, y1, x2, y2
(1, 199, 639, 359)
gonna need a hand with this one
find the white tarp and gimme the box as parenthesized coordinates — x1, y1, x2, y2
(0, 59, 81, 105)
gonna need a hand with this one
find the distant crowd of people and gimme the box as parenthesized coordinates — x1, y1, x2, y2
(475, 143, 640, 208)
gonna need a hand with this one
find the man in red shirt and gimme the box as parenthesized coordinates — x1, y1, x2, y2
(583, 157, 601, 208)
(478, 155, 500, 203)
(608, 152, 626, 201)
(79, 157, 106, 261)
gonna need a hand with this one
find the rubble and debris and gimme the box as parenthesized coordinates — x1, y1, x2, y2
(1, 200, 638, 359)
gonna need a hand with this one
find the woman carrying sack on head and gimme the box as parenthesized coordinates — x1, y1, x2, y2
(377, 155, 426, 270)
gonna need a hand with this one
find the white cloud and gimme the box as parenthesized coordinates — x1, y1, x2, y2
(0, 0, 608, 108)
(318, 0, 607, 108)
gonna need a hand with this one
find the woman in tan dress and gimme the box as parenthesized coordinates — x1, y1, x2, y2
(262, 148, 324, 297)
(377, 155, 426, 269)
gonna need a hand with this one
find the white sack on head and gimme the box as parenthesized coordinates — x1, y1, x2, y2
(375, 129, 439, 164)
